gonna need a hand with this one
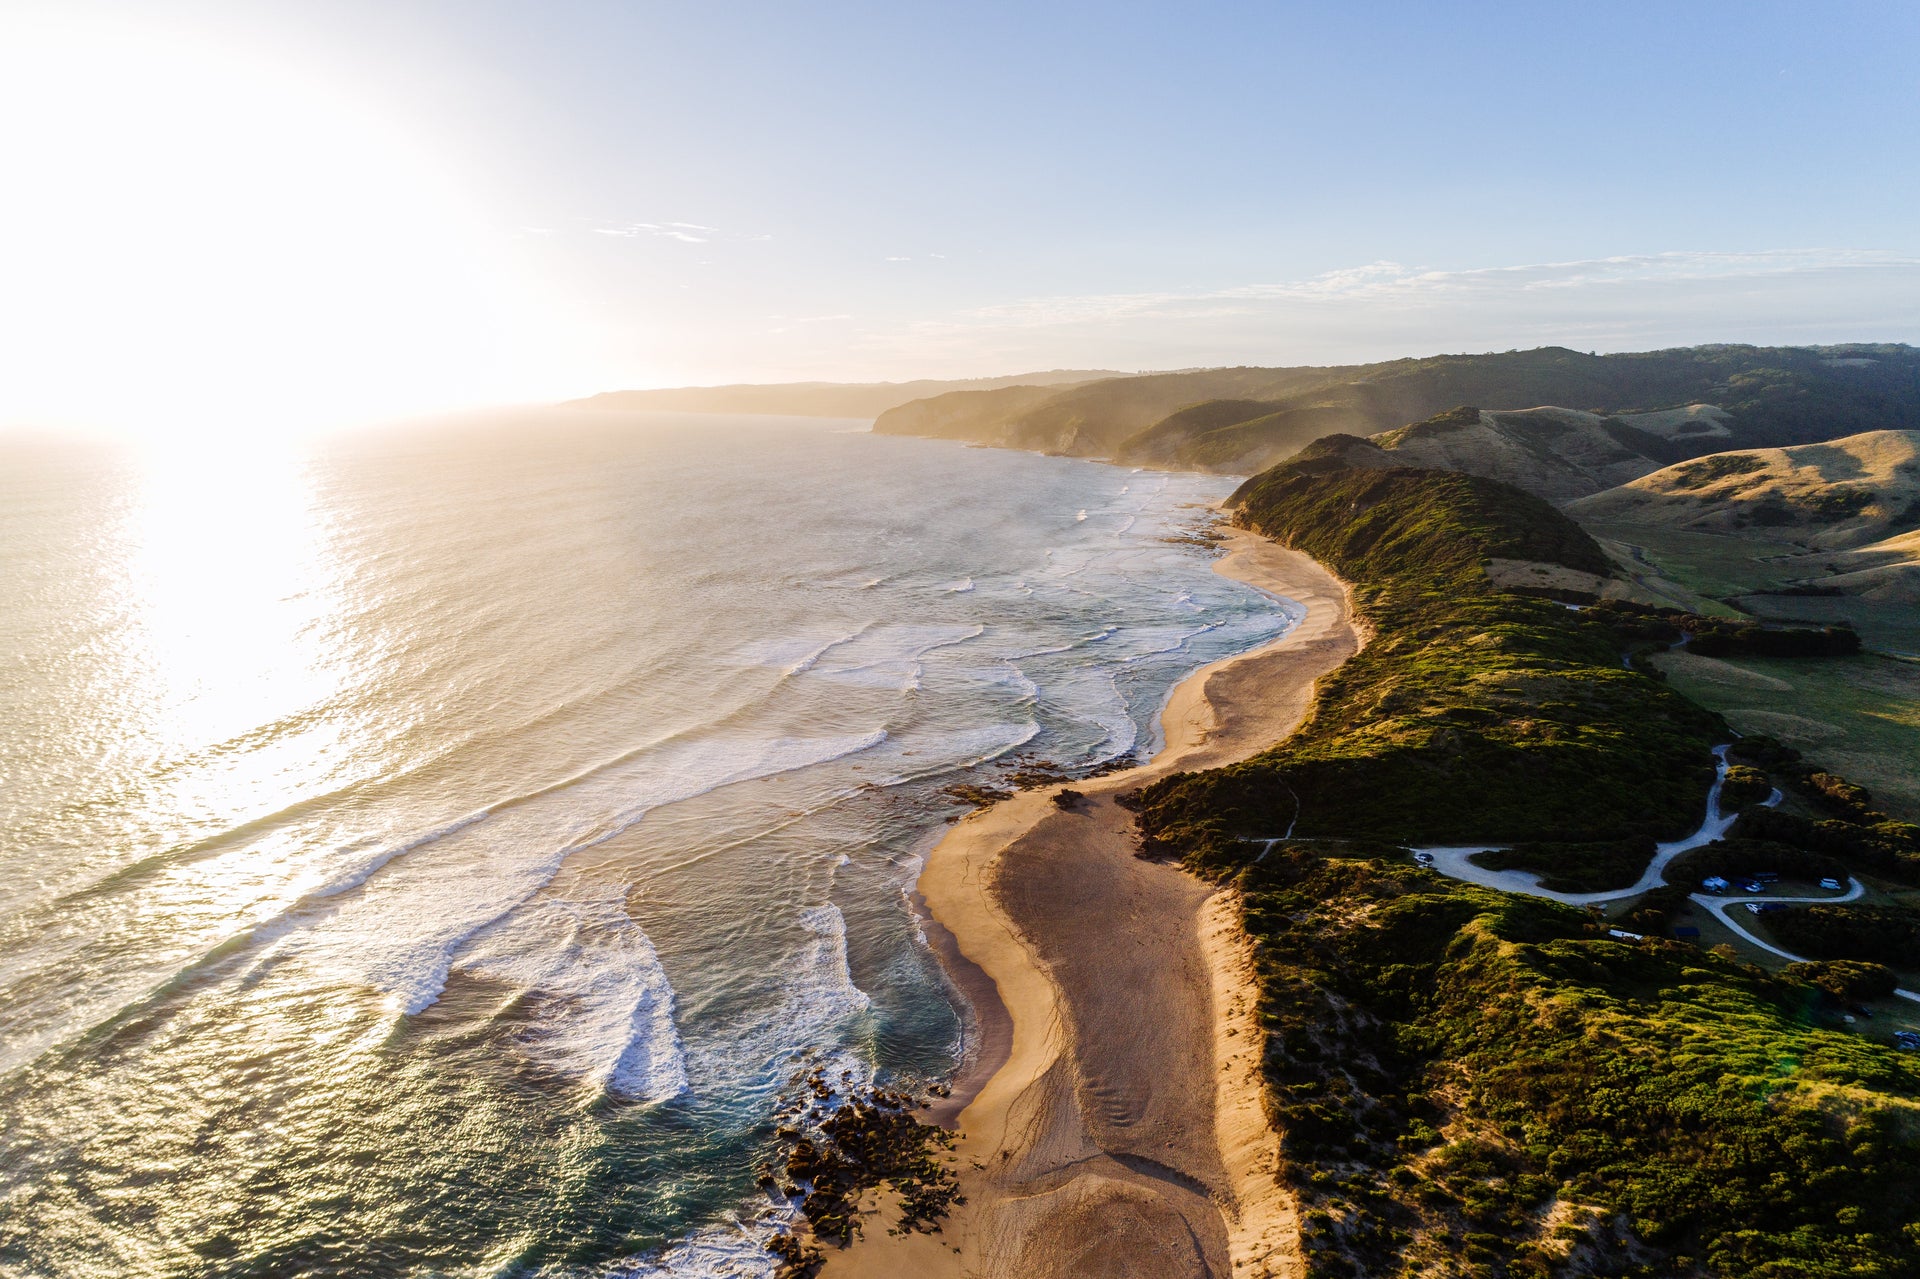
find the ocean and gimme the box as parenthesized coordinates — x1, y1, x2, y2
(0, 410, 1293, 1277)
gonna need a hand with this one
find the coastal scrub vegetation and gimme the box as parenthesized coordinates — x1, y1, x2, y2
(1468, 836, 1657, 894)
(1724, 734, 1920, 885)
(1124, 454, 1920, 1274)
(1134, 458, 1723, 859)
(1239, 851, 1920, 1277)
(1764, 904, 1920, 969)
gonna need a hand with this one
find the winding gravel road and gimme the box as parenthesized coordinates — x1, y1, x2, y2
(1407, 747, 1920, 1006)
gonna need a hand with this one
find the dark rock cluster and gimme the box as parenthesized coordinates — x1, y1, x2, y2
(762, 1070, 963, 1274)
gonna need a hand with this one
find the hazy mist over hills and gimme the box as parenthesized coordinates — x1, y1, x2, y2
(565, 370, 1118, 420)
(573, 343, 1920, 482)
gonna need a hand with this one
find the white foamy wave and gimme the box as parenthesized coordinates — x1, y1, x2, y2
(950, 721, 1041, 766)
(941, 577, 975, 593)
(303, 810, 492, 902)
(797, 905, 865, 1005)
(608, 1221, 781, 1279)
(919, 721, 1041, 771)
(731, 626, 871, 676)
(252, 729, 891, 1018)
(809, 660, 921, 690)
(451, 890, 688, 1102)
(1002, 625, 1117, 660)
(994, 664, 1041, 702)
(1044, 668, 1138, 763)
(800, 623, 984, 690)
(1097, 714, 1138, 762)
(1119, 622, 1225, 664)
(679, 905, 874, 1095)
(863, 720, 1041, 786)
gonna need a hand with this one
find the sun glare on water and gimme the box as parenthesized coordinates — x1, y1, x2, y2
(108, 436, 370, 863)
(0, 12, 568, 441)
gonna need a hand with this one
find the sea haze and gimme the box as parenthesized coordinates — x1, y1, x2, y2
(0, 410, 1293, 1276)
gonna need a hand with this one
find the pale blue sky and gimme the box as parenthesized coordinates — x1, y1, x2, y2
(3, 0, 1917, 427)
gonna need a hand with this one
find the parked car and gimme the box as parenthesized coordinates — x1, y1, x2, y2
(1739, 880, 1766, 894)
(1819, 877, 1844, 891)
(1413, 851, 1435, 866)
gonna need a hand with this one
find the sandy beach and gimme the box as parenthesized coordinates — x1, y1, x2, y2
(820, 526, 1363, 1279)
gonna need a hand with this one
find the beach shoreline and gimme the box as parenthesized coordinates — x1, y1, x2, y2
(820, 524, 1363, 1278)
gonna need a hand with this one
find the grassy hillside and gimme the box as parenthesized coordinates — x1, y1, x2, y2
(1117, 400, 1368, 471)
(1376, 406, 1723, 503)
(1566, 433, 1920, 658)
(879, 364, 1356, 453)
(1568, 430, 1920, 549)
(1236, 403, 1735, 505)
(1135, 460, 1721, 855)
(872, 344, 1920, 473)
(1651, 650, 1920, 822)
(842, 383, 1069, 440)
(1125, 454, 1920, 1275)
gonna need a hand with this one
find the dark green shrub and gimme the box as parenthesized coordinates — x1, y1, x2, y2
(1784, 960, 1900, 1002)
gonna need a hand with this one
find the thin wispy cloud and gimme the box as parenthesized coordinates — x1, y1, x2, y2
(845, 248, 1920, 375)
(594, 221, 711, 243)
(942, 250, 1920, 331)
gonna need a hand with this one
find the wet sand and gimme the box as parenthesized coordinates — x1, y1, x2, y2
(820, 527, 1363, 1279)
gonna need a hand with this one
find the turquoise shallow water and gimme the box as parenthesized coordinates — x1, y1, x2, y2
(0, 410, 1291, 1277)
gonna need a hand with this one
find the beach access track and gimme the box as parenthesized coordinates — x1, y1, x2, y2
(1404, 750, 1920, 1005)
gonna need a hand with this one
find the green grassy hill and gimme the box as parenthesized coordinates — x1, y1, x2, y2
(1139, 458, 1721, 854)
(1125, 451, 1920, 1276)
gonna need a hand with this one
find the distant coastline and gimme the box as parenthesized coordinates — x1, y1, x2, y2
(561, 369, 1117, 420)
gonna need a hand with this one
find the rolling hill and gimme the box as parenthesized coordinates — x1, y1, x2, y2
(1568, 429, 1920, 608)
(1238, 403, 1736, 504)
(872, 344, 1920, 474)
(1567, 430, 1920, 548)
